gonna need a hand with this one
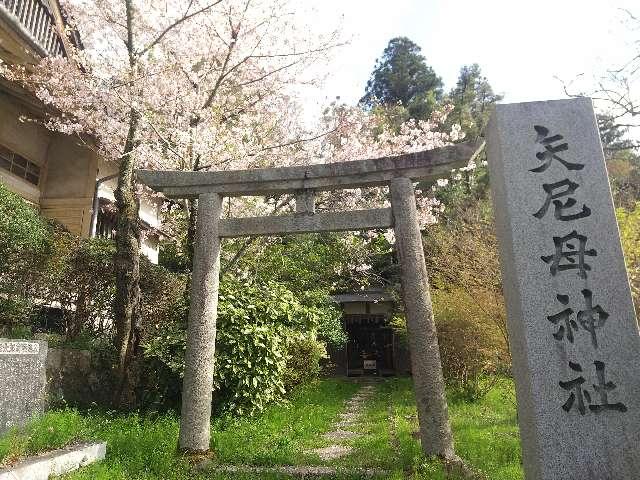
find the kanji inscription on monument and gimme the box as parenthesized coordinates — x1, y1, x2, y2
(0, 339, 47, 433)
(487, 98, 640, 480)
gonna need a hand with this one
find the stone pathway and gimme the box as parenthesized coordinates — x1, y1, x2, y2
(199, 379, 389, 478)
(306, 381, 376, 461)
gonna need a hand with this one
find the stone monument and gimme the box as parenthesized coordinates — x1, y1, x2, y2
(487, 98, 640, 479)
(0, 339, 48, 433)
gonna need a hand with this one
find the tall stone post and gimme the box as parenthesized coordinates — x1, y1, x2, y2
(487, 98, 640, 479)
(179, 193, 223, 452)
(389, 176, 455, 458)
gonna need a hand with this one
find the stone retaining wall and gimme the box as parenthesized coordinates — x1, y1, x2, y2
(46, 348, 112, 407)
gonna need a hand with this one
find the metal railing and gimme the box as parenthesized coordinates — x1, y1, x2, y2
(0, 0, 66, 57)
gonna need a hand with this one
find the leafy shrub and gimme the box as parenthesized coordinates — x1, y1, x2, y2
(433, 288, 509, 400)
(0, 182, 52, 331)
(283, 333, 327, 390)
(143, 278, 337, 415)
(0, 182, 343, 413)
(39, 235, 116, 339)
(421, 194, 511, 399)
(616, 203, 640, 312)
(215, 280, 339, 415)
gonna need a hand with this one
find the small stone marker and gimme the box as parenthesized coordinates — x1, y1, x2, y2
(0, 339, 47, 433)
(487, 98, 640, 479)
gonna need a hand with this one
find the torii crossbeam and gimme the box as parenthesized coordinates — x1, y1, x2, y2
(136, 139, 483, 457)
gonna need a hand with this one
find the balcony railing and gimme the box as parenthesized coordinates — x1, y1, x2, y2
(0, 0, 66, 57)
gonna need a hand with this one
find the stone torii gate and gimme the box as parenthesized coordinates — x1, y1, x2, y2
(137, 140, 482, 455)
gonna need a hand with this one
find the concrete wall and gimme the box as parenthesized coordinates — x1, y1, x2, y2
(0, 89, 96, 237)
(40, 135, 98, 237)
(0, 92, 50, 203)
(0, 92, 162, 261)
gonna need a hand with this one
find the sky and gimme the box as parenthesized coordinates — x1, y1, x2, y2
(302, 0, 638, 115)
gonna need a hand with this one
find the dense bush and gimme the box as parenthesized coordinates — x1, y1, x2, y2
(433, 288, 508, 400)
(0, 182, 353, 414)
(283, 333, 327, 390)
(144, 278, 339, 415)
(0, 183, 52, 331)
(421, 176, 511, 398)
(616, 203, 640, 312)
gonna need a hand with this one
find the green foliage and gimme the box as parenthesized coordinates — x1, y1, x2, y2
(360, 37, 443, 120)
(228, 233, 372, 296)
(0, 378, 522, 479)
(0, 182, 52, 330)
(0, 409, 88, 467)
(143, 278, 339, 415)
(616, 204, 640, 312)
(215, 279, 333, 415)
(421, 189, 510, 397)
(41, 235, 116, 339)
(433, 288, 508, 400)
(282, 334, 327, 390)
(0, 184, 342, 413)
(0, 182, 51, 266)
(597, 114, 640, 209)
(0, 183, 118, 340)
(444, 64, 503, 139)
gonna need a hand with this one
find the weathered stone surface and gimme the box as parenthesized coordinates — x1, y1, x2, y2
(219, 208, 393, 237)
(323, 429, 360, 441)
(137, 140, 481, 198)
(0, 442, 106, 480)
(46, 348, 112, 407)
(178, 193, 223, 452)
(0, 339, 47, 433)
(487, 98, 640, 480)
(307, 445, 354, 461)
(389, 177, 455, 458)
(198, 462, 388, 477)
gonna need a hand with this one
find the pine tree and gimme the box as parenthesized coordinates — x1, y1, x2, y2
(446, 64, 502, 139)
(360, 37, 443, 120)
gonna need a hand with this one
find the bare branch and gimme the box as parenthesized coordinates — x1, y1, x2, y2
(138, 0, 225, 57)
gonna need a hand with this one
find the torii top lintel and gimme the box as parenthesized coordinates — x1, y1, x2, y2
(136, 140, 482, 199)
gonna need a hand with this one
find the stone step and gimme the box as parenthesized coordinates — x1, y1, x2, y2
(0, 442, 106, 480)
(198, 462, 389, 478)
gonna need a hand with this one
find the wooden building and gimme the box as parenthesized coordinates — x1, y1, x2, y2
(328, 290, 411, 377)
(0, 0, 162, 262)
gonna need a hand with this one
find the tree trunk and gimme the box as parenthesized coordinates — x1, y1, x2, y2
(186, 198, 198, 270)
(113, 109, 142, 407)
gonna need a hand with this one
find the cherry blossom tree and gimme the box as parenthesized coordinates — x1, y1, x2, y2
(2, 0, 342, 405)
(1, 0, 466, 409)
(314, 101, 465, 229)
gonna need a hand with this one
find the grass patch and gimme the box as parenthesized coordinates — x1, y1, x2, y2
(0, 409, 89, 467)
(0, 377, 522, 479)
(327, 378, 446, 478)
(210, 378, 359, 466)
(321, 377, 522, 480)
(449, 377, 522, 480)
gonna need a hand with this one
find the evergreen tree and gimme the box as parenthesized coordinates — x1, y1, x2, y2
(360, 37, 443, 120)
(446, 64, 502, 139)
(598, 113, 636, 160)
